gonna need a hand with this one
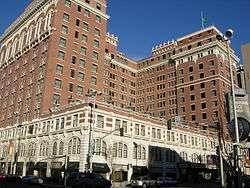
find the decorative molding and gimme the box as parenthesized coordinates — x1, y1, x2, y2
(0, 0, 57, 44)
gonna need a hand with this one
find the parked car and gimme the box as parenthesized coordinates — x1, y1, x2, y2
(130, 176, 156, 188)
(22, 175, 44, 184)
(66, 172, 112, 188)
(0, 173, 6, 182)
(242, 175, 250, 188)
(3, 175, 22, 183)
(156, 177, 177, 187)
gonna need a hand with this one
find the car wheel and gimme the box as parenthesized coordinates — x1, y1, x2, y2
(142, 183, 147, 188)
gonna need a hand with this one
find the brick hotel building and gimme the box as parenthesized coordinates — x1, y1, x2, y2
(0, 0, 240, 182)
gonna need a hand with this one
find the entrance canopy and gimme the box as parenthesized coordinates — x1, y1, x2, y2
(92, 163, 110, 173)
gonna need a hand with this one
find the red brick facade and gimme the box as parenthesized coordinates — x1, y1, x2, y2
(0, 0, 239, 133)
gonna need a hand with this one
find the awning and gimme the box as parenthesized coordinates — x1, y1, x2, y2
(67, 162, 79, 170)
(133, 166, 148, 175)
(34, 162, 47, 170)
(51, 162, 63, 169)
(92, 163, 110, 173)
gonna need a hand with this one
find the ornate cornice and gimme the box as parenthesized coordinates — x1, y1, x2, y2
(0, 0, 54, 44)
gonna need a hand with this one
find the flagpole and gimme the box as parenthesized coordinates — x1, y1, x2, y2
(201, 11, 204, 29)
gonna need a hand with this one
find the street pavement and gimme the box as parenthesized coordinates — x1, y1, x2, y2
(0, 182, 220, 188)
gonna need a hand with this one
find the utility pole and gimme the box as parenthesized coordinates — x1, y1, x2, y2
(216, 29, 241, 188)
(86, 90, 102, 172)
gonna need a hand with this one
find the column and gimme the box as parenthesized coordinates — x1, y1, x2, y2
(46, 161, 51, 177)
(22, 162, 27, 176)
(127, 165, 133, 181)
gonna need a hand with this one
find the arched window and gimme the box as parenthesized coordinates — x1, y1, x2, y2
(2, 145, 7, 158)
(112, 143, 117, 157)
(28, 142, 36, 157)
(192, 153, 199, 163)
(19, 143, 25, 157)
(180, 152, 188, 162)
(101, 141, 106, 156)
(52, 142, 57, 156)
(123, 144, 128, 158)
(142, 147, 146, 160)
(68, 140, 72, 155)
(113, 142, 129, 158)
(39, 141, 49, 156)
(59, 141, 64, 155)
(68, 137, 81, 155)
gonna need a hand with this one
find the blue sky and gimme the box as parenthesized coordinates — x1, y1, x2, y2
(1, 0, 249, 61)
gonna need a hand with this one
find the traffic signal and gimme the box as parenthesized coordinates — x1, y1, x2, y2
(119, 127, 124, 136)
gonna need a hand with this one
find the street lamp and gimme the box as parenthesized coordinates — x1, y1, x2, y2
(216, 29, 241, 187)
(86, 90, 102, 172)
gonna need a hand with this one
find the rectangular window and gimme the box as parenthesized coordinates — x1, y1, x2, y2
(201, 92, 206, 98)
(135, 124, 139, 135)
(202, 113, 207, 119)
(200, 82, 205, 89)
(63, 13, 70, 22)
(189, 66, 193, 72)
(56, 64, 63, 75)
(54, 79, 62, 89)
(77, 86, 83, 95)
(69, 56, 75, 65)
(70, 69, 75, 78)
(84, 9, 90, 17)
(81, 34, 88, 43)
(211, 80, 216, 86)
(57, 51, 65, 60)
(201, 103, 207, 109)
(211, 90, 217, 96)
(95, 15, 101, 23)
(96, 3, 101, 10)
(152, 128, 156, 138)
(199, 63, 204, 70)
(61, 117, 65, 129)
(93, 40, 100, 48)
(76, 19, 80, 27)
(94, 28, 100, 36)
(141, 125, 145, 136)
(73, 114, 79, 127)
(157, 129, 161, 139)
(97, 115, 104, 128)
(77, 5, 81, 12)
(61, 25, 68, 34)
(59, 37, 67, 48)
(91, 77, 97, 85)
(83, 22, 89, 31)
(69, 83, 74, 92)
(115, 119, 121, 130)
(200, 73, 205, 78)
(79, 59, 85, 67)
(64, 0, 71, 7)
(191, 105, 195, 111)
(212, 101, 218, 107)
(53, 94, 60, 105)
(75, 31, 79, 38)
(190, 95, 195, 101)
(92, 52, 99, 61)
(78, 72, 85, 81)
(91, 64, 98, 72)
(80, 47, 87, 55)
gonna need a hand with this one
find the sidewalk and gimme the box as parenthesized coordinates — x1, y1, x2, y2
(111, 182, 129, 188)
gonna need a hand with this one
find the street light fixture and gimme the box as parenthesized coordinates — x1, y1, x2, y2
(216, 29, 241, 187)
